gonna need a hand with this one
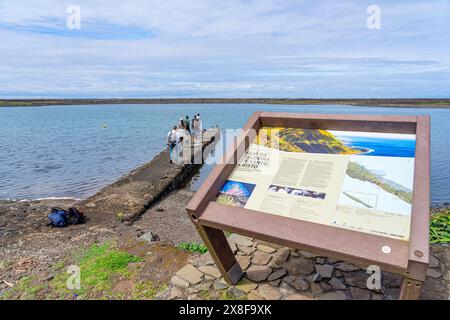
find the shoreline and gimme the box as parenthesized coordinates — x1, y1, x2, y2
(1, 98, 450, 108)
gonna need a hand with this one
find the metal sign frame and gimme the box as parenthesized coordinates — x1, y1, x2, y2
(186, 112, 430, 300)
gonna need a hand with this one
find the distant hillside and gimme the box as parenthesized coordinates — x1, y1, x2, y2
(346, 161, 413, 204)
(1, 98, 450, 108)
(256, 127, 361, 154)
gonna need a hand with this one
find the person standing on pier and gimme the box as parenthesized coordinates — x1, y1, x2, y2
(185, 115, 191, 135)
(167, 126, 178, 163)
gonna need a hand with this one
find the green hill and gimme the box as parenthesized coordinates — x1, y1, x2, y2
(256, 127, 361, 154)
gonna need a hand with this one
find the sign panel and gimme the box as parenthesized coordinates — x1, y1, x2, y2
(216, 127, 416, 241)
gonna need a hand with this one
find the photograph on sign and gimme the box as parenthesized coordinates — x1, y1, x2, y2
(216, 127, 416, 241)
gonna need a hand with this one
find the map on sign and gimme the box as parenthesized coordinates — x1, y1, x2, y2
(216, 127, 416, 241)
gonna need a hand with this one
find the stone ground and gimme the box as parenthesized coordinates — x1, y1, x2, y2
(159, 234, 450, 300)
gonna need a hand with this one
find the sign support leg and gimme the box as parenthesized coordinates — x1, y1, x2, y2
(399, 277, 423, 300)
(195, 224, 243, 285)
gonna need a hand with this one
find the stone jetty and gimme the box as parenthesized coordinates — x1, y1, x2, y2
(77, 128, 220, 223)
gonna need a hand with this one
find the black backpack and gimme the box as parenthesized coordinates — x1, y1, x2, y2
(67, 207, 85, 225)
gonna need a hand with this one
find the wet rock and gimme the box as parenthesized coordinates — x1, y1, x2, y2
(246, 265, 272, 282)
(284, 257, 315, 276)
(267, 268, 286, 281)
(176, 264, 203, 285)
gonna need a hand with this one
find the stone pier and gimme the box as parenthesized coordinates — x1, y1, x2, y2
(78, 129, 220, 223)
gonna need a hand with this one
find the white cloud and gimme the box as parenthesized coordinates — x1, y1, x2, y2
(0, 0, 449, 97)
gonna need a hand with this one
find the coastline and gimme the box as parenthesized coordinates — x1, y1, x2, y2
(1, 98, 450, 108)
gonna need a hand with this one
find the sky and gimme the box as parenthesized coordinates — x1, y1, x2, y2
(0, 0, 449, 98)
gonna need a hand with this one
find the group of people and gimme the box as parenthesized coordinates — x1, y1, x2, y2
(166, 113, 203, 163)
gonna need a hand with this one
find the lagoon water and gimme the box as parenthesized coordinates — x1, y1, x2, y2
(0, 104, 449, 205)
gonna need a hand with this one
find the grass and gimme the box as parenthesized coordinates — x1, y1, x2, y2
(177, 242, 208, 254)
(430, 209, 450, 243)
(1, 242, 168, 300)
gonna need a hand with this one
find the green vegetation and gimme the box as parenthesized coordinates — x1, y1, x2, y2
(256, 127, 361, 154)
(346, 161, 413, 204)
(430, 210, 450, 244)
(1, 242, 167, 300)
(177, 242, 208, 254)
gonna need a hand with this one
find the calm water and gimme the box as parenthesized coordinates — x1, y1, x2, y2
(0, 104, 449, 205)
